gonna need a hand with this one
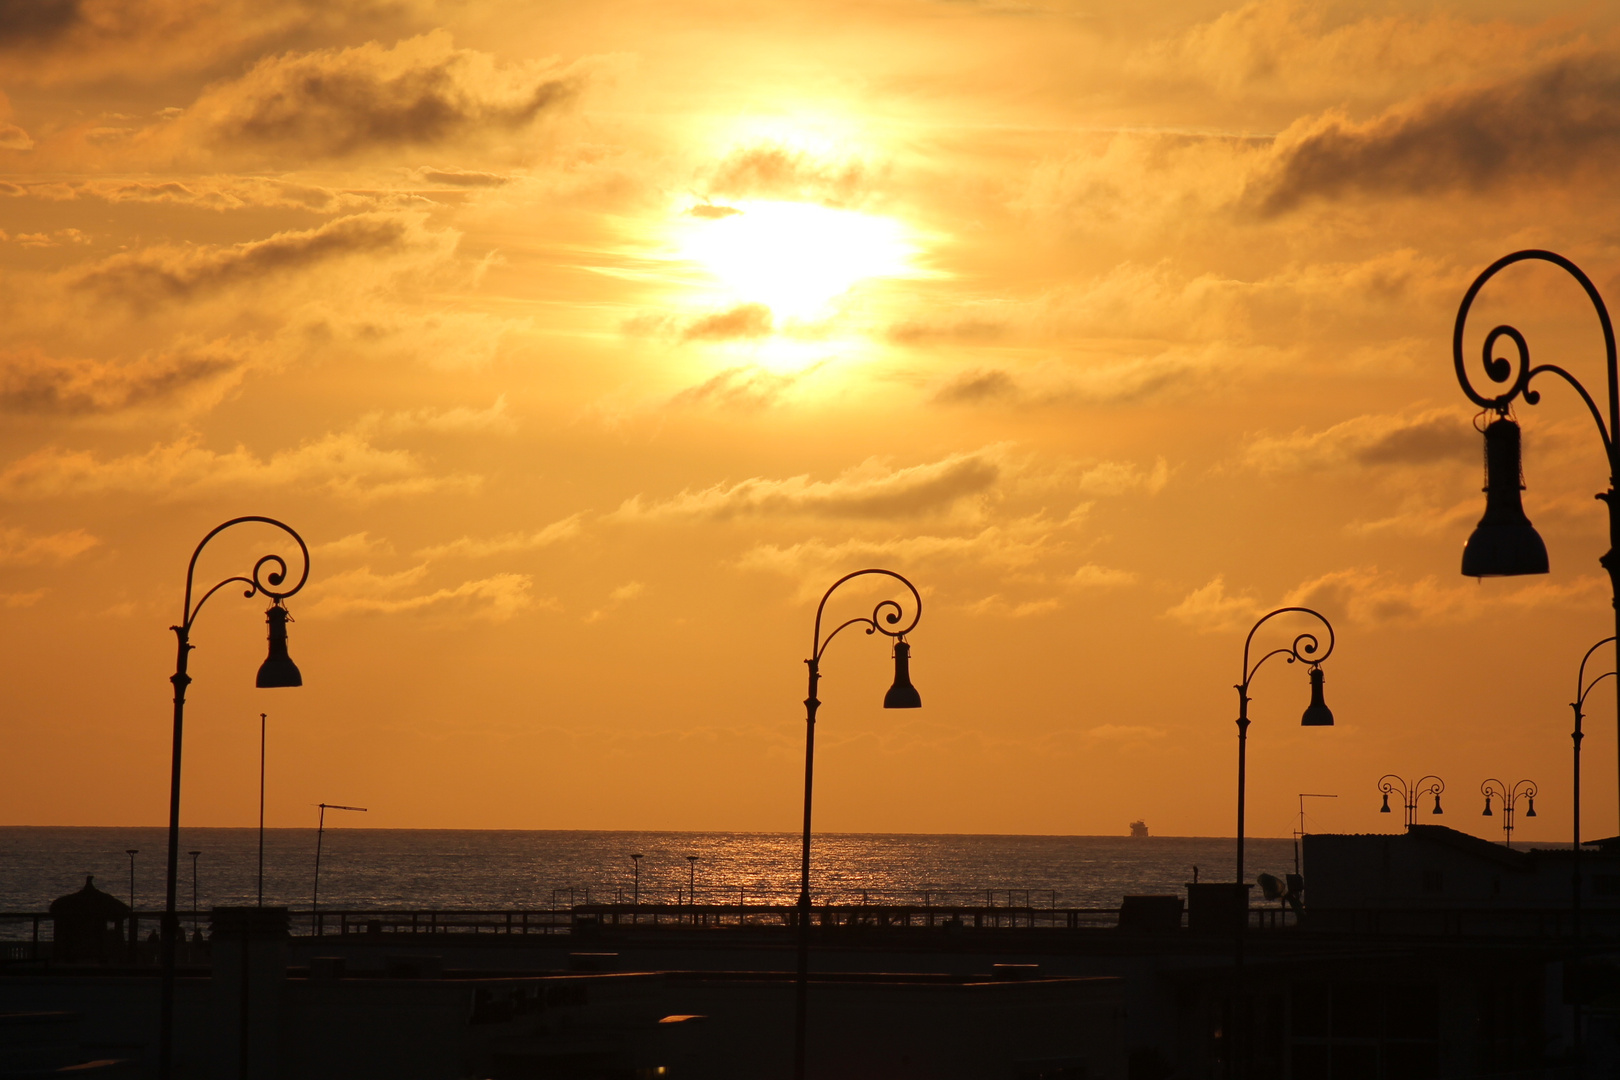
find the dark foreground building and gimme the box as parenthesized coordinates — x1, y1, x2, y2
(6, 824, 1620, 1079)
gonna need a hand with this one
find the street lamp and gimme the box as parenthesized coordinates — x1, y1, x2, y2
(795, 569, 922, 1080)
(159, 515, 309, 1080)
(1451, 251, 1620, 837)
(125, 849, 138, 911)
(687, 854, 699, 913)
(312, 803, 367, 929)
(1234, 607, 1336, 892)
(1573, 638, 1615, 934)
(1481, 779, 1537, 848)
(630, 852, 643, 906)
(1377, 775, 1445, 828)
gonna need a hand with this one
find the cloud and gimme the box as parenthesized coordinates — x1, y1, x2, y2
(313, 532, 394, 560)
(889, 320, 1009, 347)
(1070, 563, 1136, 588)
(358, 396, 516, 436)
(686, 203, 742, 220)
(1165, 575, 1263, 633)
(0, 122, 33, 150)
(415, 514, 585, 559)
(1082, 724, 1166, 743)
(666, 363, 825, 411)
(412, 167, 512, 187)
(963, 594, 1061, 619)
(1282, 565, 1608, 626)
(613, 450, 1003, 523)
(624, 303, 775, 343)
(0, 525, 97, 566)
(180, 31, 585, 161)
(703, 142, 876, 207)
(1239, 408, 1474, 474)
(585, 580, 644, 622)
(307, 564, 539, 621)
(21, 176, 382, 213)
(681, 303, 774, 342)
(1251, 52, 1620, 215)
(0, 431, 476, 501)
(0, 344, 247, 415)
(1075, 457, 1170, 496)
(931, 369, 1019, 405)
(72, 212, 440, 304)
(0, 0, 79, 46)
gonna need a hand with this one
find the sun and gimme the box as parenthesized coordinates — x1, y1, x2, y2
(676, 199, 917, 319)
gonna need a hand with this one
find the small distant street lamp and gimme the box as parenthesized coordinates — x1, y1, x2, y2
(125, 849, 138, 911)
(1234, 608, 1336, 890)
(1450, 251, 1620, 839)
(1481, 779, 1537, 848)
(311, 803, 367, 928)
(1377, 775, 1445, 828)
(1573, 638, 1616, 935)
(188, 851, 201, 934)
(630, 853, 643, 905)
(795, 569, 922, 1080)
(159, 516, 308, 1080)
(687, 855, 699, 909)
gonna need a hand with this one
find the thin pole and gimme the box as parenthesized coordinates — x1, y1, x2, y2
(159, 630, 191, 1079)
(795, 657, 821, 1080)
(258, 713, 266, 907)
(313, 804, 325, 930)
(126, 849, 138, 911)
(189, 851, 200, 935)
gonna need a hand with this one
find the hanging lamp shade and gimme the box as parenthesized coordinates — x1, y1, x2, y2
(1461, 417, 1549, 577)
(1432, 793, 1444, 815)
(255, 602, 303, 688)
(1482, 797, 1494, 817)
(1300, 666, 1333, 727)
(883, 639, 921, 709)
(1379, 792, 1391, 813)
(1524, 797, 1536, 818)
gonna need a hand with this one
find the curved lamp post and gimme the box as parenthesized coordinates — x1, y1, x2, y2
(1451, 251, 1620, 839)
(159, 516, 308, 1079)
(1235, 607, 1336, 891)
(794, 569, 921, 1080)
(1377, 775, 1445, 828)
(1573, 639, 1615, 934)
(1481, 778, 1537, 848)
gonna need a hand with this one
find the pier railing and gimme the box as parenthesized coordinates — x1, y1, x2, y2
(17, 902, 1615, 952)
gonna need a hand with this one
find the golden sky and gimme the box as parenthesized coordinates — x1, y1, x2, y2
(4, 0, 1620, 843)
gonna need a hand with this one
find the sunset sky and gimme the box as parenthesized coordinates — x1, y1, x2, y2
(5, 0, 1620, 845)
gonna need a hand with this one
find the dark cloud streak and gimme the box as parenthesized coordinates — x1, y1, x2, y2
(1253, 53, 1620, 215)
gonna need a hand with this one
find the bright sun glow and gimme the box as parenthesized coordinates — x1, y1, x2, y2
(678, 200, 916, 319)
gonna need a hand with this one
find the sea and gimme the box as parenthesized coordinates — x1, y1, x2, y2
(0, 827, 1298, 930)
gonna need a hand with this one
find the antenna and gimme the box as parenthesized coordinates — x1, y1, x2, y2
(1296, 793, 1337, 876)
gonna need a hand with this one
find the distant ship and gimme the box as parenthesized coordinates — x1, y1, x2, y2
(1129, 820, 1149, 839)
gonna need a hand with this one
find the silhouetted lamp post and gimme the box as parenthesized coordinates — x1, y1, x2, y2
(1235, 608, 1336, 890)
(795, 569, 922, 1080)
(630, 852, 642, 905)
(125, 849, 138, 911)
(312, 802, 367, 928)
(158, 515, 309, 1080)
(1573, 638, 1615, 935)
(1378, 775, 1445, 828)
(687, 854, 698, 908)
(1481, 779, 1537, 848)
(1451, 251, 1620, 838)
